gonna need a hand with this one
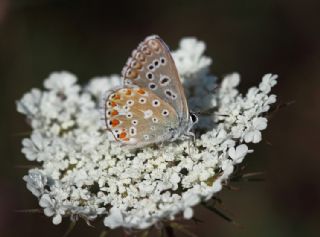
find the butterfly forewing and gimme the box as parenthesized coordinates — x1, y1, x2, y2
(121, 35, 189, 123)
(105, 87, 179, 148)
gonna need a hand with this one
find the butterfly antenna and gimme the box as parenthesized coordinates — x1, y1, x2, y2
(197, 107, 216, 116)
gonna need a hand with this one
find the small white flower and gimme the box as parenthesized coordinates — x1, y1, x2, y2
(104, 207, 124, 229)
(259, 74, 278, 93)
(39, 194, 66, 225)
(183, 207, 193, 219)
(244, 117, 268, 143)
(44, 71, 80, 94)
(22, 132, 51, 161)
(86, 75, 121, 99)
(172, 38, 212, 77)
(228, 144, 249, 163)
(23, 170, 48, 197)
(16, 88, 42, 116)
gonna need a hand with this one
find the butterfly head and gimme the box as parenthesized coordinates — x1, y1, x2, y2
(187, 111, 198, 132)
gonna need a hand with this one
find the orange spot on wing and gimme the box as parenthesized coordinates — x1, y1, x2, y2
(126, 89, 132, 96)
(137, 89, 145, 95)
(111, 119, 120, 127)
(111, 101, 117, 107)
(114, 94, 121, 100)
(119, 132, 127, 139)
(111, 110, 118, 116)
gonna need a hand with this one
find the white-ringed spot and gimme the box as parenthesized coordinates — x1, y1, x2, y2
(129, 127, 137, 136)
(159, 75, 171, 86)
(152, 117, 158, 123)
(165, 89, 177, 100)
(144, 135, 149, 140)
(132, 120, 138, 126)
(146, 72, 154, 80)
(148, 64, 155, 71)
(160, 57, 167, 65)
(139, 97, 147, 104)
(126, 100, 134, 106)
(162, 109, 169, 117)
(152, 99, 160, 107)
(126, 112, 133, 119)
(153, 59, 160, 67)
(149, 83, 157, 90)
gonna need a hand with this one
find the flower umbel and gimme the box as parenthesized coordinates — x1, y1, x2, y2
(17, 37, 277, 229)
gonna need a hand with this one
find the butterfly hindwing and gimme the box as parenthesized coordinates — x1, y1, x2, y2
(105, 87, 179, 148)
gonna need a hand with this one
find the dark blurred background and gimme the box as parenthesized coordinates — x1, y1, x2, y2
(1, 0, 320, 236)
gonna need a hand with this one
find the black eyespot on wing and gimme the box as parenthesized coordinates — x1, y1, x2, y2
(146, 72, 154, 80)
(160, 76, 170, 85)
(160, 57, 166, 64)
(149, 83, 157, 90)
(165, 90, 172, 97)
(148, 65, 154, 70)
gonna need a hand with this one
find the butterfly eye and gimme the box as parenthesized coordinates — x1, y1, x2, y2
(190, 112, 198, 124)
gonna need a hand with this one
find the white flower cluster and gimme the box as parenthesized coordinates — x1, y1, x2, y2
(17, 38, 277, 229)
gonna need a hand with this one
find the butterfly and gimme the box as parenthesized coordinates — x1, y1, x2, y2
(104, 35, 198, 148)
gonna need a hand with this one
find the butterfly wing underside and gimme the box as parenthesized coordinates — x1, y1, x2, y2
(121, 35, 189, 124)
(105, 87, 179, 147)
